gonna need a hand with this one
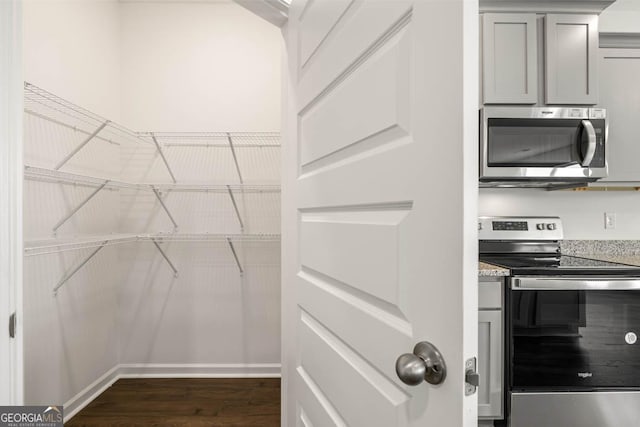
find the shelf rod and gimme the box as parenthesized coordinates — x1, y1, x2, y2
(53, 243, 107, 295)
(226, 132, 244, 184)
(54, 120, 110, 170)
(226, 237, 243, 275)
(151, 133, 177, 183)
(151, 239, 179, 278)
(53, 181, 109, 234)
(226, 185, 244, 231)
(152, 187, 178, 230)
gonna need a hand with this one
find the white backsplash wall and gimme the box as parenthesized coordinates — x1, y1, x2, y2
(479, 189, 640, 240)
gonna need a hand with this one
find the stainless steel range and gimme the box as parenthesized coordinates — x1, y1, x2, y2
(479, 217, 640, 427)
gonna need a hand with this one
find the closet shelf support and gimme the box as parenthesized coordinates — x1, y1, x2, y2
(151, 133, 177, 183)
(53, 181, 109, 234)
(152, 187, 178, 230)
(226, 132, 244, 184)
(226, 185, 244, 231)
(53, 242, 107, 295)
(226, 237, 244, 275)
(54, 120, 110, 170)
(151, 239, 179, 278)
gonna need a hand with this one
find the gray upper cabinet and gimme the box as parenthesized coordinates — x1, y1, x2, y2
(598, 48, 640, 182)
(545, 14, 598, 105)
(482, 13, 537, 104)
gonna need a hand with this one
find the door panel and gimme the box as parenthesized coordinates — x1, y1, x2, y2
(299, 0, 354, 69)
(298, 271, 412, 381)
(297, 2, 412, 110)
(299, 25, 410, 167)
(299, 312, 409, 426)
(282, 0, 478, 425)
(300, 210, 410, 304)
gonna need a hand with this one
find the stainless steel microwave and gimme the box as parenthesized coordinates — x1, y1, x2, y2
(480, 107, 608, 188)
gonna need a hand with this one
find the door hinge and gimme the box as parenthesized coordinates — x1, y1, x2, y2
(9, 312, 16, 338)
(465, 357, 479, 396)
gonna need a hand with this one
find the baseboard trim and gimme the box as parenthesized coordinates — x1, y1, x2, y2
(63, 365, 120, 423)
(118, 363, 282, 378)
(63, 363, 281, 422)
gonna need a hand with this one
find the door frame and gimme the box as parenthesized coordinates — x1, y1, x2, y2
(0, 0, 24, 406)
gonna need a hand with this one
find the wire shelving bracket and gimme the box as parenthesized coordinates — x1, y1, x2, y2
(53, 242, 107, 296)
(151, 133, 177, 183)
(53, 181, 109, 235)
(152, 187, 179, 230)
(226, 185, 244, 231)
(226, 132, 244, 184)
(151, 238, 179, 278)
(54, 120, 110, 170)
(226, 237, 244, 275)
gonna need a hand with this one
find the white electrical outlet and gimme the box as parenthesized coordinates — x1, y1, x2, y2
(605, 212, 616, 230)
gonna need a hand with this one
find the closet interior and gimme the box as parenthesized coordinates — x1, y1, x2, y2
(21, 0, 282, 419)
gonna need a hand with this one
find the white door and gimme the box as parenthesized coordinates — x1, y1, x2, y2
(281, 0, 479, 426)
(0, 0, 24, 406)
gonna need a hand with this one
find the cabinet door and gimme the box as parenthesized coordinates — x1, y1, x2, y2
(478, 310, 503, 419)
(599, 48, 640, 182)
(482, 13, 537, 104)
(545, 14, 598, 104)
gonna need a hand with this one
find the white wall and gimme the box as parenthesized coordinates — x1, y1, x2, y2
(600, 0, 640, 33)
(120, 1, 281, 131)
(22, 0, 122, 408)
(23, 0, 121, 121)
(479, 189, 640, 239)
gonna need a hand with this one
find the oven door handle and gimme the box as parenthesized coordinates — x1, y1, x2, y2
(512, 277, 640, 290)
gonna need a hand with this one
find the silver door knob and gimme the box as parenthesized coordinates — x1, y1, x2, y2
(395, 341, 447, 386)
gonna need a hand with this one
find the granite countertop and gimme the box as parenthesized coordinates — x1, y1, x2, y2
(580, 254, 640, 267)
(561, 240, 640, 268)
(478, 262, 509, 277)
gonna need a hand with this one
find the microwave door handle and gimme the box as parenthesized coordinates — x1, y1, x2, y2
(581, 120, 597, 167)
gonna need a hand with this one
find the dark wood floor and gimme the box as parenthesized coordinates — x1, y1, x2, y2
(66, 378, 281, 426)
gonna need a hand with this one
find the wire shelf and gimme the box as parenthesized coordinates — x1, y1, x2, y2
(24, 234, 139, 256)
(24, 166, 140, 190)
(145, 233, 282, 243)
(24, 233, 281, 256)
(24, 82, 151, 148)
(140, 132, 281, 148)
(24, 166, 281, 193)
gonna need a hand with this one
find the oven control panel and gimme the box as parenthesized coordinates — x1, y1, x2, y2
(478, 216, 563, 240)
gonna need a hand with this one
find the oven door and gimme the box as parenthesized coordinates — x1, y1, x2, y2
(507, 277, 640, 427)
(480, 107, 607, 181)
(509, 277, 640, 390)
